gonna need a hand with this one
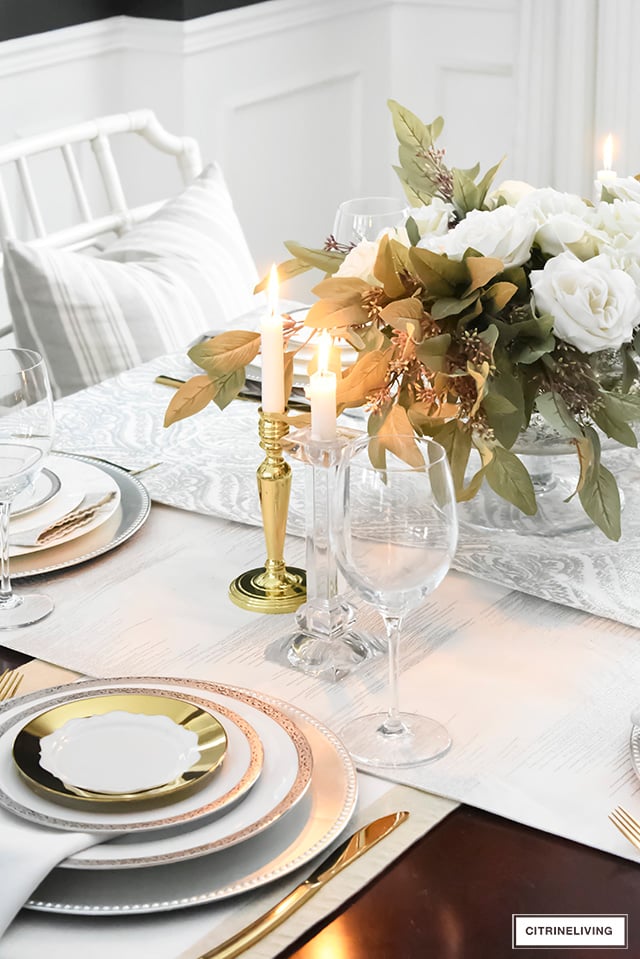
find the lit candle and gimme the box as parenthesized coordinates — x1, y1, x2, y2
(596, 133, 617, 188)
(260, 264, 285, 413)
(308, 331, 337, 442)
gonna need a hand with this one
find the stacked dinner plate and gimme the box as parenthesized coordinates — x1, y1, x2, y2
(0, 676, 357, 915)
(9, 453, 150, 579)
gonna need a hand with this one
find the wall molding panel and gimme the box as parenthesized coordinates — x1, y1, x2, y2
(0, 0, 636, 285)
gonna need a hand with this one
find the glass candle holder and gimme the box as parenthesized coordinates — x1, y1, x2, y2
(284, 428, 379, 681)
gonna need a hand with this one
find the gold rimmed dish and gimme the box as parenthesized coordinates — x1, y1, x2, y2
(12, 693, 228, 811)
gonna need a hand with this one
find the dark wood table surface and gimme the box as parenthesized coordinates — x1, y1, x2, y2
(3, 645, 639, 959)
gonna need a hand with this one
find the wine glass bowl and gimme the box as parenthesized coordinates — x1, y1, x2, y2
(332, 196, 410, 246)
(334, 434, 458, 768)
(0, 349, 55, 628)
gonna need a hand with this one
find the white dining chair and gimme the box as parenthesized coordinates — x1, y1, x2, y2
(0, 109, 203, 339)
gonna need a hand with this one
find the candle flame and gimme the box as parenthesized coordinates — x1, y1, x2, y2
(603, 133, 614, 171)
(267, 264, 279, 316)
(318, 330, 332, 373)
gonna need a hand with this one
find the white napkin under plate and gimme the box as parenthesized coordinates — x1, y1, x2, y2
(0, 807, 101, 938)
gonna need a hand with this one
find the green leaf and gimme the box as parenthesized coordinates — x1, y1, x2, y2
(535, 391, 583, 438)
(311, 277, 370, 301)
(406, 216, 420, 246)
(380, 297, 424, 328)
(409, 247, 467, 294)
(213, 368, 245, 411)
(428, 420, 471, 494)
(305, 299, 368, 330)
(592, 399, 637, 447)
(188, 331, 261, 377)
(431, 293, 479, 320)
(452, 168, 481, 215)
(482, 355, 525, 448)
(601, 390, 640, 423)
(163, 374, 217, 427)
(283, 241, 344, 275)
(387, 99, 443, 152)
(476, 157, 505, 207)
(254, 258, 312, 294)
(392, 166, 434, 207)
(374, 234, 409, 298)
(621, 345, 639, 392)
(415, 333, 452, 372)
(578, 462, 621, 540)
(485, 446, 537, 515)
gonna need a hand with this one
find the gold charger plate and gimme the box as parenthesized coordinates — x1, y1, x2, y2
(12, 693, 228, 811)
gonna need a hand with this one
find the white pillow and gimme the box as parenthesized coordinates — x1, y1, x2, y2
(3, 163, 258, 398)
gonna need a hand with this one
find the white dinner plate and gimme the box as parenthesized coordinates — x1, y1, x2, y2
(10, 455, 150, 579)
(11, 468, 61, 518)
(13, 693, 254, 813)
(21, 687, 357, 914)
(9, 457, 120, 557)
(0, 681, 312, 862)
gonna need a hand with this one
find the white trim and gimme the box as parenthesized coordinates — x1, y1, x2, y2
(0, 0, 391, 68)
(0, 17, 127, 78)
(123, 0, 389, 54)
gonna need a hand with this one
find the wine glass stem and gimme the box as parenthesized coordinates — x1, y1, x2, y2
(382, 614, 404, 735)
(0, 500, 14, 606)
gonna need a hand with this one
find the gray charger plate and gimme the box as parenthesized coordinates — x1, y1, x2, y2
(11, 454, 150, 579)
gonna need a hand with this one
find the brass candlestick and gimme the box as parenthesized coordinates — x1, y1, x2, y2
(229, 409, 306, 613)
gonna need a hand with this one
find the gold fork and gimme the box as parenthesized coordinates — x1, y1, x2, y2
(0, 668, 23, 702)
(609, 805, 640, 851)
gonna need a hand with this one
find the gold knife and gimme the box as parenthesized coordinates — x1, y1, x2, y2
(198, 810, 410, 959)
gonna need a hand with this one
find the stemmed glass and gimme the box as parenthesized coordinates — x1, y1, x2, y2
(0, 349, 55, 628)
(332, 196, 410, 246)
(334, 433, 458, 767)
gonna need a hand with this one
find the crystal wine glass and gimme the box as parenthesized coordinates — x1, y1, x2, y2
(334, 433, 458, 767)
(332, 196, 410, 246)
(0, 349, 55, 627)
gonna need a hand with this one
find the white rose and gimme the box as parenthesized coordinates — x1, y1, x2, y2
(517, 187, 589, 221)
(589, 198, 640, 241)
(407, 198, 454, 237)
(335, 239, 381, 286)
(535, 213, 603, 259)
(530, 250, 640, 353)
(597, 234, 640, 290)
(487, 179, 536, 206)
(418, 205, 536, 267)
(516, 188, 602, 259)
(602, 176, 640, 203)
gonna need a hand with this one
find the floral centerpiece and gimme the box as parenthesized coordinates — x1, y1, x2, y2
(165, 101, 640, 541)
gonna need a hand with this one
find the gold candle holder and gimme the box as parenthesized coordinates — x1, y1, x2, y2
(229, 409, 306, 613)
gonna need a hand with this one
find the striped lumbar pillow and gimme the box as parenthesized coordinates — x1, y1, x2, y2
(3, 163, 258, 398)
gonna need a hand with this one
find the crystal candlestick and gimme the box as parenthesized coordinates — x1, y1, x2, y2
(284, 428, 378, 680)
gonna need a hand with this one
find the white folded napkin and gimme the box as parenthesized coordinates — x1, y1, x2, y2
(10, 492, 117, 547)
(0, 806, 102, 938)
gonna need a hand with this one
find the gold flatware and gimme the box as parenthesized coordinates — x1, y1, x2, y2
(50, 451, 162, 476)
(609, 805, 640, 851)
(0, 668, 23, 702)
(197, 810, 410, 959)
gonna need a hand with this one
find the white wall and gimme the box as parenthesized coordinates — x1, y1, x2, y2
(0, 0, 635, 293)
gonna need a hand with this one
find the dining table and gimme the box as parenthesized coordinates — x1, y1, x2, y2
(1, 349, 640, 959)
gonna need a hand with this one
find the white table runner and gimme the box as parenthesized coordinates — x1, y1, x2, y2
(53, 353, 640, 629)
